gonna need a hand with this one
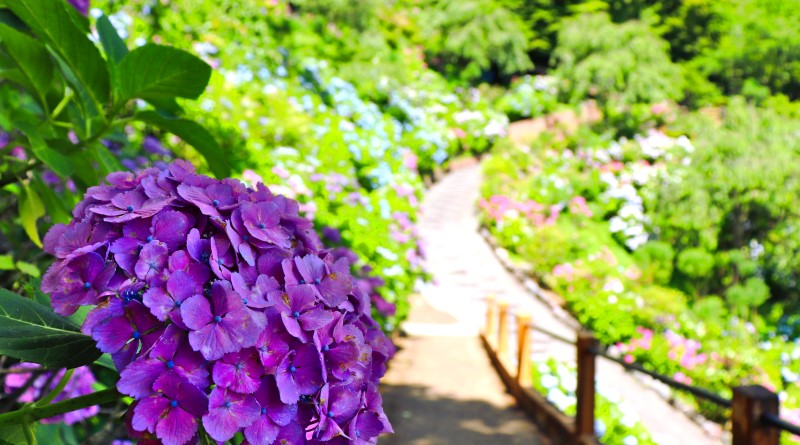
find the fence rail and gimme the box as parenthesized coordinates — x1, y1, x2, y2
(481, 295, 800, 445)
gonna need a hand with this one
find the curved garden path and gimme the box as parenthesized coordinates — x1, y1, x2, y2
(381, 129, 722, 444)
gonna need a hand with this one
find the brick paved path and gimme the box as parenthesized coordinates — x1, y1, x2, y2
(381, 159, 721, 445)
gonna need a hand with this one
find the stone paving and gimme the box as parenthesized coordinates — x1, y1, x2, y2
(381, 159, 721, 445)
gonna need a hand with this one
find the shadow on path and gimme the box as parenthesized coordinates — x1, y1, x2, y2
(380, 383, 548, 445)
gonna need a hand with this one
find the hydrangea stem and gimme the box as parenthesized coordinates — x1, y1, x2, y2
(0, 388, 121, 427)
(36, 369, 73, 406)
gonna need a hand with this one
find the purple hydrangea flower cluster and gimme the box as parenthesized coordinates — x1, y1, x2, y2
(327, 246, 395, 317)
(41, 161, 393, 445)
(4, 364, 98, 424)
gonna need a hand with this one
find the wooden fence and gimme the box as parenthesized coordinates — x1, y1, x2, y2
(481, 296, 800, 445)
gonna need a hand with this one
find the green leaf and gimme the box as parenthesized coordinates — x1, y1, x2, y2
(0, 287, 101, 369)
(118, 44, 211, 103)
(6, 0, 109, 117)
(35, 423, 78, 445)
(93, 354, 116, 372)
(18, 183, 44, 248)
(135, 110, 230, 178)
(0, 255, 13, 270)
(16, 124, 75, 178)
(0, 423, 28, 445)
(0, 23, 54, 108)
(15, 261, 40, 278)
(90, 142, 123, 178)
(29, 174, 71, 225)
(95, 15, 128, 65)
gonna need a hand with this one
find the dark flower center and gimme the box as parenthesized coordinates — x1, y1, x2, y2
(121, 289, 138, 302)
(175, 300, 182, 308)
(322, 345, 330, 352)
(259, 346, 267, 352)
(314, 278, 321, 285)
(299, 279, 306, 285)
(242, 298, 248, 305)
(204, 288, 212, 297)
(83, 282, 92, 289)
(146, 236, 153, 242)
(132, 331, 141, 339)
(242, 235, 249, 241)
(126, 205, 134, 212)
(224, 401, 232, 409)
(170, 400, 178, 408)
(212, 199, 220, 207)
(289, 365, 297, 373)
(235, 362, 244, 370)
(200, 252, 210, 263)
(327, 410, 334, 418)
(261, 407, 267, 415)
(258, 223, 266, 229)
(356, 430, 361, 438)
(292, 311, 301, 319)
(166, 360, 175, 369)
(214, 315, 222, 323)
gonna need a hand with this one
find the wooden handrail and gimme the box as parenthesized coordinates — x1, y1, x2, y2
(480, 295, 795, 445)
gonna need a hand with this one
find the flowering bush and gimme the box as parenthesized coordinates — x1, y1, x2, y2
(40, 162, 393, 444)
(480, 125, 800, 436)
(532, 359, 658, 445)
(495, 75, 559, 122)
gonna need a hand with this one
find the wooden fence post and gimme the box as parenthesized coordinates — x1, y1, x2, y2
(497, 301, 510, 359)
(732, 385, 779, 445)
(575, 331, 598, 440)
(485, 295, 496, 347)
(516, 312, 532, 387)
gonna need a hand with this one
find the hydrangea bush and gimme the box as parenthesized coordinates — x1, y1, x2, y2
(481, 126, 800, 437)
(40, 161, 393, 444)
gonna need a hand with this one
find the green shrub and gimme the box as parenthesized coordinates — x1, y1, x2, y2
(551, 13, 684, 108)
(418, 0, 533, 81)
(634, 241, 674, 285)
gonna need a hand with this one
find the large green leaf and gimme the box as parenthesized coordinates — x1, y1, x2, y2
(18, 183, 44, 248)
(0, 288, 101, 369)
(90, 142, 123, 178)
(27, 133, 75, 178)
(118, 44, 211, 103)
(0, 23, 54, 108)
(6, 0, 109, 116)
(135, 111, 230, 178)
(95, 15, 128, 65)
(0, 423, 27, 445)
(30, 173, 71, 225)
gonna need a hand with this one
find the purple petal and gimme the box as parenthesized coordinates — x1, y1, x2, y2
(244, 415, 280, 445)
(254, 375, 297, 426)
(132, 396, 170, 434)
(177, 184, 219, 217)
(188, 323, 236, 361)
(186, 229, 211, 264)
(203, 389, 260, 442)
(117, 358, 165, 398)
(299, 308, 333, 332)
(152, 211, 192, 251)
(142, 287, 176, 322)
(156, 407, 198, 445)
(319, 258, 352, 307)
(180, 295, 213, 331)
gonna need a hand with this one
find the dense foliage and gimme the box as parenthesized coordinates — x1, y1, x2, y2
(1, 0, 800, 442)
(0, 0, 508, 443)
(480, 116, 800, 439)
